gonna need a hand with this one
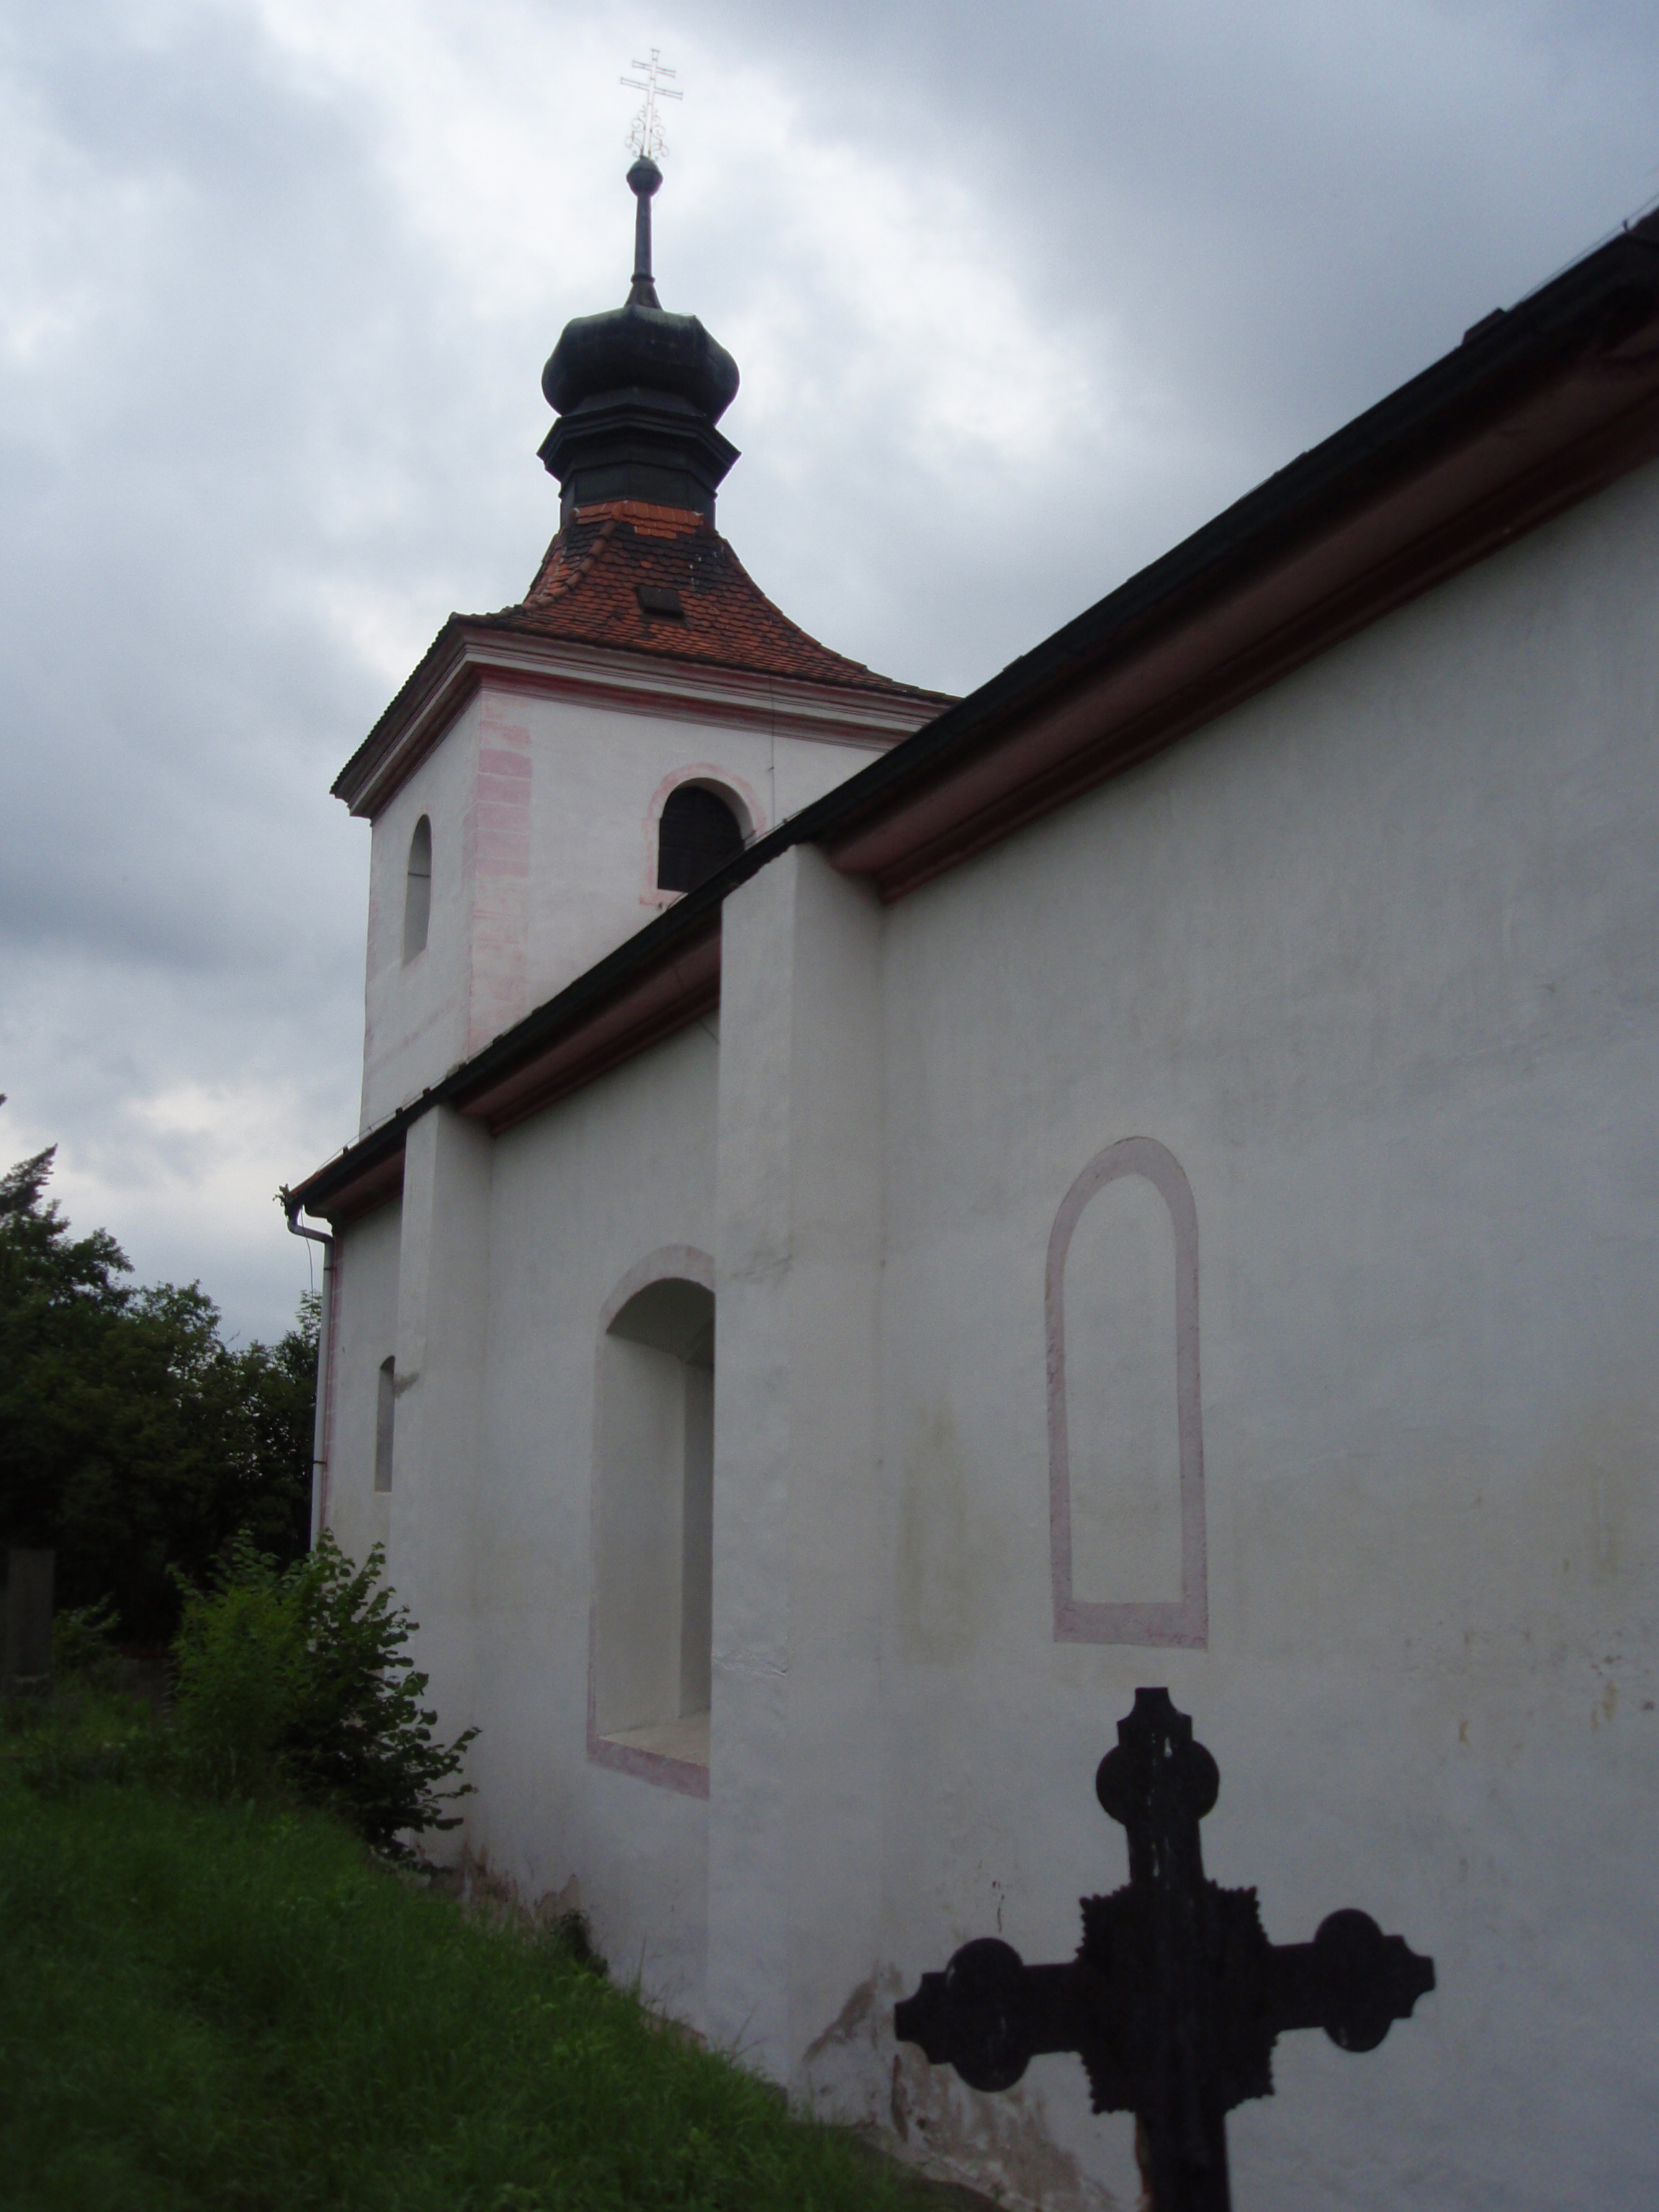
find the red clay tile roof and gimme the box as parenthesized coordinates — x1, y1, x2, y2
(472, 500, 951, 703)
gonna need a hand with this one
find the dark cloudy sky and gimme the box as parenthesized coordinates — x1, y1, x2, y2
(2, 0, 1656, 1344)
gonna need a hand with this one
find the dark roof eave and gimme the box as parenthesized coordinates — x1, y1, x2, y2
(287, 878, 733, 1218)
(805, 210, 1659, 891)
(331, 616, 472, 814)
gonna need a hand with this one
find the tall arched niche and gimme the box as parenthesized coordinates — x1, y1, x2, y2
(1046, 1136, 1208, 1648)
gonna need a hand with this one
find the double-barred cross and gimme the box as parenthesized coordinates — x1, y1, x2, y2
(895, 1690, 1434, 2212)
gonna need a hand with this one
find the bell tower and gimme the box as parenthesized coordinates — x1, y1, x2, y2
(336, 159, 949, 1136)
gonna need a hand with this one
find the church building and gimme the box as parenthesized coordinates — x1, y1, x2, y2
(287, 166, 1659, 2211)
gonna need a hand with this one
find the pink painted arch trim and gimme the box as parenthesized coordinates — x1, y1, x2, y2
(1046, 1136, 1208, 1650)
(639, 765, 767, 912)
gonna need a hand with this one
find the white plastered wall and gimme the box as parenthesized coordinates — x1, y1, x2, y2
(840, 459, 1659, 2211)
(361, 716, 479, 1131)
(381, 1104, 494, 1769)
(709, 846, 886, 2081)
(333, 458, 1659, 2211)
(386, 1018, 723, 2026)
(321, 1198, 401, 1570)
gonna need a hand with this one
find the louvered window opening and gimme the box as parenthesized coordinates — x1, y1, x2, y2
(657, 786, 744, 892)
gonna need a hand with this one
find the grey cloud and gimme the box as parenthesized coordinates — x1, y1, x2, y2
(2, 0, 1655, 1339)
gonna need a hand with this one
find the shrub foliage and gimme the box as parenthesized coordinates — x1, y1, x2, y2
(173, 1532, 476, 1853)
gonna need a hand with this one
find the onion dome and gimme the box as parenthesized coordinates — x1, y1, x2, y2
(539, 160, 741, 526)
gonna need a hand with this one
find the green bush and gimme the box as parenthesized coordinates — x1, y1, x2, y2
(171, 1532, 475, 1853)
(50, 1594, 125, 1694)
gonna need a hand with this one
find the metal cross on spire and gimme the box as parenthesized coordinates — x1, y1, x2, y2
(621, 48, 683, 162)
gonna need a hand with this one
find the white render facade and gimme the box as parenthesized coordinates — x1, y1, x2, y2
(295, 215, 1659, 2212)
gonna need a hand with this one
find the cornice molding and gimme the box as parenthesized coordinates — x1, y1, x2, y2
(333, 626, 940, 819)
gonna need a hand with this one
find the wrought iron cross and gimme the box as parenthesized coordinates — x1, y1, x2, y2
(896, 1690, 1434, 2212)
(621, 48, 683, 162)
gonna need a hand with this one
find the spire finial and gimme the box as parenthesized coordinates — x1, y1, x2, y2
(621, 48, 681, 163)
(624, 157, 662, 309)
(620, 50, 680, 308)
(540, 55, 738, 525)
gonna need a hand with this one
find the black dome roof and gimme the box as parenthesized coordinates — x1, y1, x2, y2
(536, 159, 742, 526)
(542, 302, 739, 423)
(541, 158, 739, 426)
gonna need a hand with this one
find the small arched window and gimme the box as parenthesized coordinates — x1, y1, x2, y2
(657, 786, 743, 894)
(403, 816, 432, 961)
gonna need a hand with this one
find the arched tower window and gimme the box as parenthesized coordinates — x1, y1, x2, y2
(403, 816, 432, 961)
(657, 785, 743, 893)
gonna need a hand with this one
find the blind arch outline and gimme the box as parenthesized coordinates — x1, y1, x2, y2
(1046, 1136, 1208, 1648)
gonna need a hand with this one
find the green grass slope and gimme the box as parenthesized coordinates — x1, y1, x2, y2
(0, 1762, 926, 2212)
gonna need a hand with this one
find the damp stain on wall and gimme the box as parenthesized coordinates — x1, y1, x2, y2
(896, 1403, 986, 1665)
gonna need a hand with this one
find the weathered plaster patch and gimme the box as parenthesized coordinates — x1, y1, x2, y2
(802, 1969, 1133, 2212)
(803, 1972, 881, 2068)
(464, 705, 533, 1056)
(431, 1844, 585, 1937)
(886, 2045, 1130, 2212)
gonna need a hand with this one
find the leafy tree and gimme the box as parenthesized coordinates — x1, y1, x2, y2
(171, 1532, 476, 1855)
(0, 1147, 316, 1637)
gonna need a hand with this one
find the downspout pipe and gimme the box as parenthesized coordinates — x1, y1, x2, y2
(282, 1188, 335, 1548)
